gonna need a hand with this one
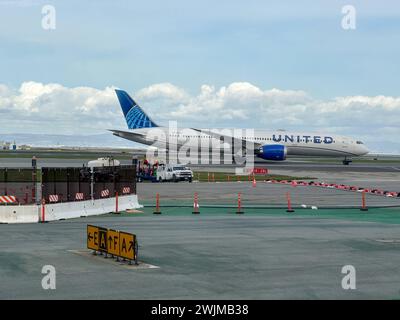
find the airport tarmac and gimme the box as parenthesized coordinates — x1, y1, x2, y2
(2, 207, 400, 299)
(1, 156, 400, 189)
(137, 181, 400, 208)
(1, 156, 400, 299)
(1, 156, 400, 173)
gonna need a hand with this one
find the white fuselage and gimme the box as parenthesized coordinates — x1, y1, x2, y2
(116, 127, 369, 158)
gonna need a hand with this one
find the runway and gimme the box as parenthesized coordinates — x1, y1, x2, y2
(1, 157, 400, 172)
(193, 161, 400, 173)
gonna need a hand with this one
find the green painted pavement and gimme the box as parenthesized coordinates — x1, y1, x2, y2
(112, 204, 400, 225)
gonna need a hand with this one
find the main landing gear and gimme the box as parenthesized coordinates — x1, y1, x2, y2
(342, 157, 352, 165)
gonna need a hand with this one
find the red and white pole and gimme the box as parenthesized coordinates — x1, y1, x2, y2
(286, 192, 295, 213)
(41, 198, 46, 223)
(360, 191, 368, 211)
(237, 193, 244, 214)
(192, 192, 200, 214)
(153, 193, 161, 214)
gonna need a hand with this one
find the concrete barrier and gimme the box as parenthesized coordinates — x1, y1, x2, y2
(0, 195, 142, 223)
(44, 194, 142, 222)
(0, 205, 39, 223)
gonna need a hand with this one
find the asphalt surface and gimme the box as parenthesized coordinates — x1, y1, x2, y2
(137, 182, 400, 208)
(1, 157, 400, 173)
(2, 209, 400, 299)
(1, 156, 400, 299)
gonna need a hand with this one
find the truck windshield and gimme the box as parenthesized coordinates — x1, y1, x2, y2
(173, 166, 186, 170)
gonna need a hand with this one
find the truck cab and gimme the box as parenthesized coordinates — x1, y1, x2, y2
(157, 164, 193, 182)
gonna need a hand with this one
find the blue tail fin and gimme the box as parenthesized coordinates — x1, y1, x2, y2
(115, 89, 158, 129)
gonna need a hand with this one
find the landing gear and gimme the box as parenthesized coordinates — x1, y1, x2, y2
(342, 157, 352, 165)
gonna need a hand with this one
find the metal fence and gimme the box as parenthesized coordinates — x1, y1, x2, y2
(92, 165, 136, 200)
(41, 167, 91, 203)
(0, 168, 37, 204)
(0, 165, 136, 205)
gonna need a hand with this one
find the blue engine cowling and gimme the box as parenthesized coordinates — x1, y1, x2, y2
(257, 144, 287, 161)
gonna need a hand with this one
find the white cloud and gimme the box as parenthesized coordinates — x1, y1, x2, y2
(0, 81, 399, 152)
(136, 82, 189, 103)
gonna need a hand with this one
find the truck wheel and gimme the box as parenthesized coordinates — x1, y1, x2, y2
(173, 175, 178, 182)
(189, 178, 192, 183)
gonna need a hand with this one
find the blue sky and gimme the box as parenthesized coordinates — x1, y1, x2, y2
(1, 0, 399, 97)
(0, 0, 399, 152)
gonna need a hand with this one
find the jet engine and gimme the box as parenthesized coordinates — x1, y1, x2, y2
(256, 144, 287, 161)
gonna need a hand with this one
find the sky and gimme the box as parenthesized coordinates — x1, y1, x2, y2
(0, 0, 399, 152)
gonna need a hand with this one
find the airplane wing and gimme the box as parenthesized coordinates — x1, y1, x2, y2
(190, 128, 262, 151)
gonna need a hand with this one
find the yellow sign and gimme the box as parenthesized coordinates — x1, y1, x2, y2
(87, 225, 99, 251)
(107, 229, 120, 256)
(119, 231, 136, 260)
(98, 227, 108, 253)
(87, 225, 137, 262)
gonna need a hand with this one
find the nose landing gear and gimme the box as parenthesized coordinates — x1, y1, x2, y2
(342, 157, 352, 165)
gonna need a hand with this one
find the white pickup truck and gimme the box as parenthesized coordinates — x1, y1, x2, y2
(157, 164, 193, 182)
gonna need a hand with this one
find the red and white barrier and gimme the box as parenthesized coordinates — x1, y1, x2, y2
(264, 178, 400, 200)
(101, 189, 110, 198)
(75, 193, 84, 200)
(49, 195, 59, 203)
(284, 180, 400, 199)
(251, 168, 268, 175)
(0, 195, 17, 204)
(122, 187, 131, 194)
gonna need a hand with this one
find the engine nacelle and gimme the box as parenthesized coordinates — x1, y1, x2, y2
(257, 144, 287, 161)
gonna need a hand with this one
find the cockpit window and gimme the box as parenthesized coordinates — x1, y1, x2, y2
(356, 141, 363, 144)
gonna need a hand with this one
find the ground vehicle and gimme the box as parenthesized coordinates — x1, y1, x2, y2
(136, 160, 158, 182)
(88, 157, 120, 168)
(156, 164, 193, 182)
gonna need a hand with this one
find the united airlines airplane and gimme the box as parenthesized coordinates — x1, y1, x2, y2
(111, 89, 369, 165)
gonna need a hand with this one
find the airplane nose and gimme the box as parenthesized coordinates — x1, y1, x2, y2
(361, 145, 370, 155)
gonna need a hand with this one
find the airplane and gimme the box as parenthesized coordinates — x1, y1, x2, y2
(111, 89, 369, 165)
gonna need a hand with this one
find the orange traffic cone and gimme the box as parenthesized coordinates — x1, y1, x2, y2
(236, 193, 244, 214)
(360, 191, 368, 211)
(286, 192, 295, 213)
(192, 192, 200, 214)
(153, 193, 161, 214)
(252, 178, 257, 187)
